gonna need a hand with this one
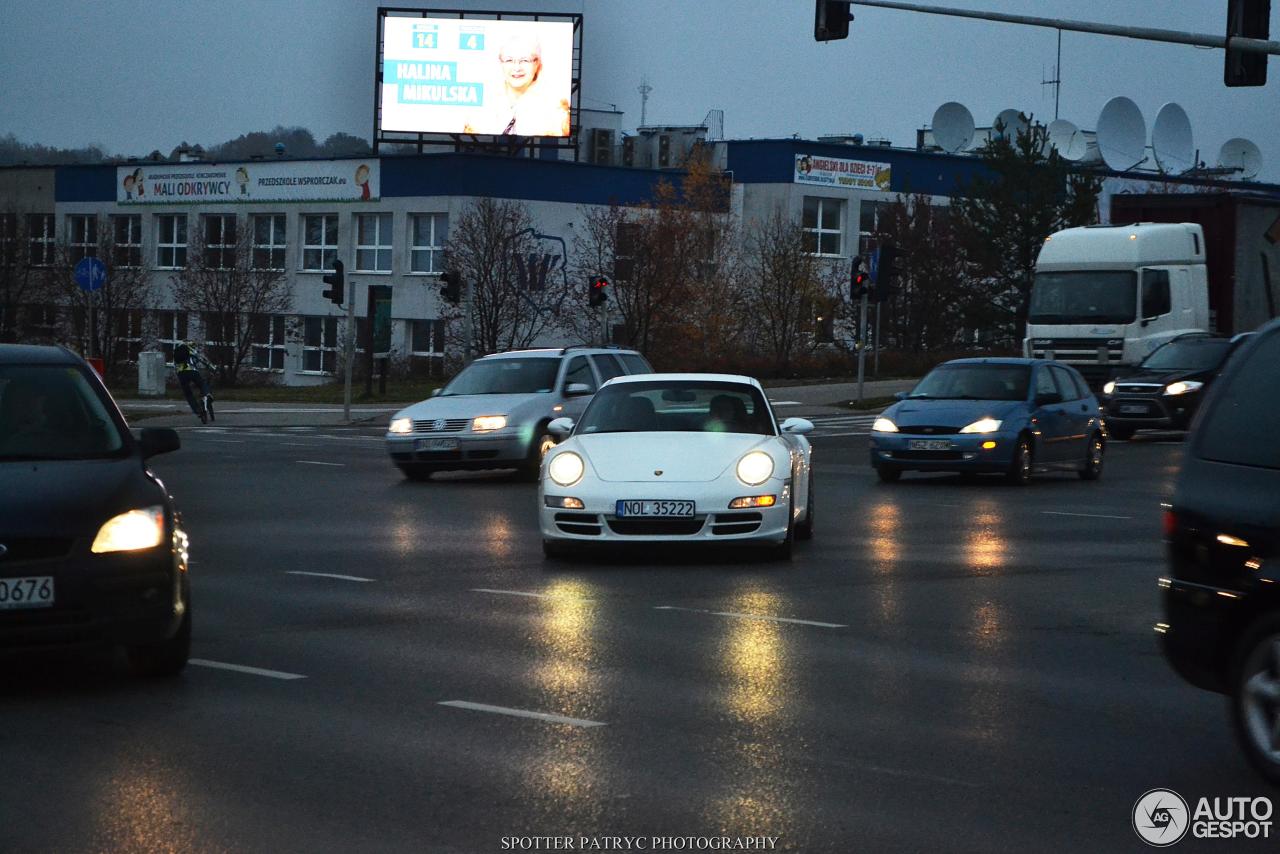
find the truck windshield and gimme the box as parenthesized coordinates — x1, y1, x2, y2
(1028, 271, 1137, 324)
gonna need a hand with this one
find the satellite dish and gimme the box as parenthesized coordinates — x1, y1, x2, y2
(1046, 119, 1087, 161)
(1151, 103, 1194, 175)
(1218, 138, 1263, 180)
(1096, 96, 1147, 170)
(993, 109, 1028, 141)
(932, 102, 975, 153)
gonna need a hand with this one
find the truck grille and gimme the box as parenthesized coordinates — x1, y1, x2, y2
(1029, 337, 1124, 363)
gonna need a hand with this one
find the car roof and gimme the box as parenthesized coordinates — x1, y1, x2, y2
(0, 343, 83, 365)
(941, 357, 1042, 367)
(603, 372, 763, 389)
(478, 347, 641, 361)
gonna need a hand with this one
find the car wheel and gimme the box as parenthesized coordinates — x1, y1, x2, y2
(1108, 424, 1135, 441)
(520, 428, 557, 482)
(1006, 437, 1033, 486)
(397, 463, 436, 482)
(875, 465, 902, 483)
(1079, 434, 1104, 480)
(1231, 616, 1280, 784)
(795, 467, 814, 541)
(127, 600, 191, 678)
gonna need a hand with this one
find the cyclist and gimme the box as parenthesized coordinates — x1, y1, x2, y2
(173, 340, 214, 423)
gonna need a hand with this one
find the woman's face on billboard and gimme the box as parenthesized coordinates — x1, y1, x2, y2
(499, 35, 541, 92)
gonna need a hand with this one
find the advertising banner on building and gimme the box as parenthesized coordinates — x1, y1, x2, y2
(794, 154, 891, 191)
(116, 160, 381, 205)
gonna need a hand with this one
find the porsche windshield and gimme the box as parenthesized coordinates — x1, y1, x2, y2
(0, 365, 126, 461)
(439, 358, 559, 395)
(577, 381, 774, 435)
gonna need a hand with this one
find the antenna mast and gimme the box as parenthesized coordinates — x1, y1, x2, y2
(638, 76, 652, 127)
(1040, 28, 1062, 119)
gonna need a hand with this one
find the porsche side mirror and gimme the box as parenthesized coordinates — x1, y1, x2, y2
(548, 417, 575, 438)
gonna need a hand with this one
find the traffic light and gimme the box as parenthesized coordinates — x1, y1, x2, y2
(850, 256, 869, 300)
(874, 244, 901, 303)
(814, 0, 853, 41)
(589, 275, 609, 307)
(322, 259, 345, 307)
(440, 270, 461, 305)
(1225, 0, 1270, 86)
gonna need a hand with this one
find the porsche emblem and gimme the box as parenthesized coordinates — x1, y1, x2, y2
(654, 470, 663, 476)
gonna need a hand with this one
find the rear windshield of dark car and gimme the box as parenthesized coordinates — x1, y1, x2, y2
(1195, 332, 1280, 470)
(1141, 338, 1231, 372)
(908, 364, 1030, 402)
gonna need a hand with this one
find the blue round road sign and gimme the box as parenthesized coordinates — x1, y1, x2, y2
(74, 257, 107, 292)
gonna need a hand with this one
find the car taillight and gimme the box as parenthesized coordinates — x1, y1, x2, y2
(1162, 507, 1178, 539)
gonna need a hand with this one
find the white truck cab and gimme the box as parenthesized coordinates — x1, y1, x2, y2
(1025, 223, 1209, 387)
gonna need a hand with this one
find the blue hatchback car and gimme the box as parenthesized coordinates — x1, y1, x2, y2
(869, 358, 1105, 485)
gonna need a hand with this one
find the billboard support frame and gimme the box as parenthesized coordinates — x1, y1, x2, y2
(373, 7, 583, 159)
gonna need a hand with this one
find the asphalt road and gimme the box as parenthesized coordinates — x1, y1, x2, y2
(1, 423, 1273, 853)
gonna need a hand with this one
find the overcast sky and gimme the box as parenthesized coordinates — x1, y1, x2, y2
(2, 0, 1276, 180)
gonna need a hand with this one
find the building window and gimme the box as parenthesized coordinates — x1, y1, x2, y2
(203, 214, 237, 269)
(302, 316, 338, 373)
(356, 212, 392, 272)
(154, 310, 188, 363)
(858, 200, 892, 256)
(112, 215, 142, 268)
(411, 318, 443, 355)
(115, 309, 144, 362)
(21, 303, 60, 339)
(250, 313, 286, 370)
(410, 213, 447, 273)
(28, 214, 55, 267)
(0, 215, 16, 267)
(802, 197, 843, 256)
(253, 214, 286, 270)
(302, 214, 338, 271)
(201, 312, 235, 368)
(156, 214, 188, 269)
(67, 215, 97, 263)
(613, 222, 641, 281)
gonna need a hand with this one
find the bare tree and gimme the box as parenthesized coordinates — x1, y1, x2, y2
(0, 207, 58, 343)
(444, 197, 570, 356)
(170, 215, 291, 385)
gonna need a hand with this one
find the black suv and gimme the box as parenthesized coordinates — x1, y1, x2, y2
(1159, 319, 1280, 783)
(1102, 332, 1252, 440)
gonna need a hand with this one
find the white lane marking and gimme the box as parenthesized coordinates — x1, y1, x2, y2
(207, 439, 246, 444)
(296, 460, 346, 467)
(189, 659, 307, 680)
(813, 431, 869, 437)
(1040, 510, 1132, 520)
(769, 400, 801, 406)
(281, 442, 318, 447)
(472, 587, 590, 601)
(438, 700, 606, 728)
(218, 407, 398, 414)
(654, 605, 846, 629)
(286, 571, 374, 583)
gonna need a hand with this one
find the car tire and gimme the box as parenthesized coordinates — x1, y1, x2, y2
(398, 463, 436, 482)
(1108, 424, 1135, 441)
(1230, 615, 1280, 785)
(127, 601, 191, 678)
(795, 468, 814, 541)
(1079, 434, 1104, 480)
(520, 428, 557, 483)
(875, 465, 902, 483)
(1006, 437, 1033, 486)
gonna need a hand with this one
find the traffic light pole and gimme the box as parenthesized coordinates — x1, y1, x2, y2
(874, 303, 882, 377)
(463, 276, 475, 363)
(343, 284, 355, 423)
(856, 291, 869, 403)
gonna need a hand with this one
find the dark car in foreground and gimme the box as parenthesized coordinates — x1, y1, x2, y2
(870, 358, 1105, 485)
(0, 344, 189, 676)
(1159, 319, 1280, 783)
(1102, 332, 1253, 440)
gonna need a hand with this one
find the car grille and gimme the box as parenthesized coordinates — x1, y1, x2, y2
(896, 425, 959, 435)
(555, 513, 603, 536)
(0, 607, 99, 647)
(0, 537, 74, 563)
(1114, 383, 1162, 396)
(607, 518, 707, 536)
(709, 512, 763, 536)
(412, 418, 470, 433)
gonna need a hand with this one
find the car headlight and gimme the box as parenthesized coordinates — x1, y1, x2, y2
(736, 451, 775, 486)
(871, 417, 898, 433)
(91, 506, 165, 554)
(472, 415, 508, 432)
(1102, 381, 1115, 396)
(1164, 380, 1203, 396)
(959, 418, 1003, 434)
(548, 451, 584, 486)
(389, 417, 412, 434)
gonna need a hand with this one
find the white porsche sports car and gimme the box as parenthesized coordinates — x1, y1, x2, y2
(539, 373, 814, 558)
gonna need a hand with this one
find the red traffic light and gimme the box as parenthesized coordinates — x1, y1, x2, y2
(589, 276, 609, 307)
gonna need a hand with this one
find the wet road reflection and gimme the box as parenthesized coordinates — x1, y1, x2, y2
(92, 754, 198, 853)
(964, 499, 1007, 576)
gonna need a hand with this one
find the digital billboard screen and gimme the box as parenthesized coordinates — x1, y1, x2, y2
(379, 17, 575, 137)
